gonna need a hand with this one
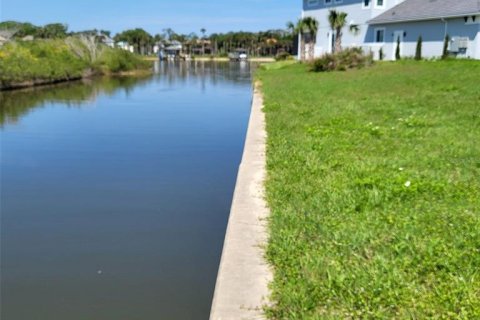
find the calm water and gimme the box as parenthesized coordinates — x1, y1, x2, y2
(0, 61, 253, 320)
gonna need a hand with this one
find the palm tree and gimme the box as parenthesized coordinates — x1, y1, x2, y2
(328, 10, 348, 53)
(287, 20, 305, 61)
(163, 28, 175, 41)
(302, 17, 319, 60)
(288, 18, 318, 61)
(200, 28, 207, 55)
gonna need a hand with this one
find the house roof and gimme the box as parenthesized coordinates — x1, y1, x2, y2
(369, 0, 480, 24)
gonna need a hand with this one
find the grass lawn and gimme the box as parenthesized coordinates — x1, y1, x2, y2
(258, 60, 480, 319)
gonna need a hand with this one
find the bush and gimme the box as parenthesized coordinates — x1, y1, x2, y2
(95, 47, 149, 73)
(0, 39, 151, 87)
(415, 36, 423, 60)
(310, 47, 373, 72)
(275, 51, 293, 61)
(0, 40, 88, 84)
(442, 34, 450, 59)
(395, 36, 401, 60)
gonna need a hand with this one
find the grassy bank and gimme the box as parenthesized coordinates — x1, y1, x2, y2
(0, 39, 150, 89)
(258, 60, 480, 319)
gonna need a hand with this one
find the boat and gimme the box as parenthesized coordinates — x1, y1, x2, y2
(228, 49, 248, 61)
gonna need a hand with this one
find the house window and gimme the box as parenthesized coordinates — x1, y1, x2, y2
(375, 28, 385, 42)
(307, 0, 319, 7)
(375, 0, 385, 8)
(465, 15, 480, 25)
(324, 0, 332, 4)
(363, 0, 371, 8)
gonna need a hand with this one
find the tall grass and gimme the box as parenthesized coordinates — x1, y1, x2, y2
(0, 40, 88, 84)
(0, 38, 150, 87)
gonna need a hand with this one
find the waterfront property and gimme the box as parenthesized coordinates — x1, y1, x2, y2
(301, 0, 480, 59)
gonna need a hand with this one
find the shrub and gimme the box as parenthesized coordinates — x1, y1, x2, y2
(0, 39, 151, 87)
(379, 48, 384, 61)
(442, 34, 450, 59)
(275, 51, 293, 61)
(310, 47, 373, 72)
(311, 54, 336, 72)
(95, 47, 149, 73)
(0, 40, 88, 85)
(395, 36, 401, 60)
(415, 36, 422, 60)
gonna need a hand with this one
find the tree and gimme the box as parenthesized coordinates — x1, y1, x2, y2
(37, 23, 68, 39)
(442, 34, 450, 59)
(200, 28, 207, 55)
(302, 17, 319, 61)
(100, 30, 111, 37)
(415, 36, 422, 60)
(379, 47, 384, 61)
(162, 28, 176, 41)
(395, 36, 401, 60)
(328, 10, 348, 53)
(114, 28, 153, 55)
(0, 21, 40, 38)
(289, 19, 308, 61)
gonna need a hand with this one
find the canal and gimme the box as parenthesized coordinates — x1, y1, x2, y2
(1, 61, 253, 319)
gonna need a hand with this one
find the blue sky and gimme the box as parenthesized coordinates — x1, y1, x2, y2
(0, 0, 300, 35)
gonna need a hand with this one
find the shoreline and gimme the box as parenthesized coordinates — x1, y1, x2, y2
(210, 82, 271, 319)
(0, 69, 153, 91)
(142, 56, 275, 62)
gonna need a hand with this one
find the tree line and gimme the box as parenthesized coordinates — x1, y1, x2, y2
(0, 21, 295, 57)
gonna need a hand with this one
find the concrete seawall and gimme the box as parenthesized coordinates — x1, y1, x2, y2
(210, 83, 271, 320)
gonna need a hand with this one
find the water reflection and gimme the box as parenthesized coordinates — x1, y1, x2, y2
(0, 76, 152, 126)
(154, 60, 253, 89)
(0, 61, 255, 127)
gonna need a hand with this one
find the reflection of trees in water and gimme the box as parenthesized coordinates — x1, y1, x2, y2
(1, 62, 253, 126)
(154, 61, 254, 89)
(0, 76, 151, 126)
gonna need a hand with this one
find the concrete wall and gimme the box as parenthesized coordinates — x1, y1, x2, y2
(366, 17, 480, 60)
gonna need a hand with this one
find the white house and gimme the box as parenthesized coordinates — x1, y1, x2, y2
(301, 0, 480, 60)
(116, 41, 134, 53)
(100, 36, 115, 48)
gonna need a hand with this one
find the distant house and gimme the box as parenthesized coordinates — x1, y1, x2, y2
(99, 35, 115, 48)
(192, 39, 212, 55)
(116, 41, 134, 53)
(163, 40, 183, 59)
(301, 0, 480, 60)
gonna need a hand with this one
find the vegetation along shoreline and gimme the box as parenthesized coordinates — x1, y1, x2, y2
(0, 38, 151, 91)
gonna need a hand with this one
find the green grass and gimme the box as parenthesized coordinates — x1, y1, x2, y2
(258, 60, 480, 319)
